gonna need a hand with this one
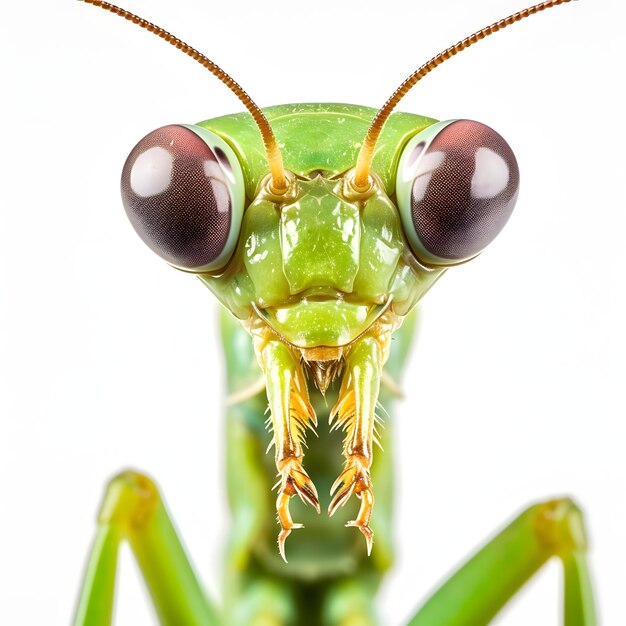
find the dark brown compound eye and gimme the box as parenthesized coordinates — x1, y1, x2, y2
(121, 124, 244, 272)
(396, 119, 519, 265)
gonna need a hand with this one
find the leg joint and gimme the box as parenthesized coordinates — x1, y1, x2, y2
(98, 470, 159, 532)
(533, 497, 588, 555)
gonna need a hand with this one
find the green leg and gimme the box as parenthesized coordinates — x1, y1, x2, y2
(406, 498, 596, 626)
(563, 550, 596, 626)
(73, 471, 220, 626)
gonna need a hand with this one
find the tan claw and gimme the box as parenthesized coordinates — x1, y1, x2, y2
(276, 457, 320, 562)
(328, 455, 374, 555)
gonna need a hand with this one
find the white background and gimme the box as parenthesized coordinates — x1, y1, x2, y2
(1, 1, 624, 624)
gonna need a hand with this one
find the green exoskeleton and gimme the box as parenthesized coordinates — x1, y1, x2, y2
(74, 1, 596, 625)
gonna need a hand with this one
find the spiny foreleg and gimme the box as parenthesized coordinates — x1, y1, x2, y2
(328, 327, 392, 554)
(253, 330, 319, 561)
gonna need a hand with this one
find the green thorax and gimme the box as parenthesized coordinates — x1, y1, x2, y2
(198, 103, 436, 198)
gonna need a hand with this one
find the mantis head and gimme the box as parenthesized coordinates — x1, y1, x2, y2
(119, 114, 519, 370)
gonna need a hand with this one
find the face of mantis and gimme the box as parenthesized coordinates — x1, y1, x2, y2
(118, 102, 520, 557)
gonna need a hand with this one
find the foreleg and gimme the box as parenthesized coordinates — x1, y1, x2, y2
(329, 330, 391, 554)
(253, 330, 319, 561)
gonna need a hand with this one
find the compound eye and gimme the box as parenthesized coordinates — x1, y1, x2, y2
(396, 119, 519, 265)
(121, 124, 245, 272)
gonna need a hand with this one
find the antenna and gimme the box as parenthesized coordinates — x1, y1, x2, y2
(81, 0, 289, 192)
(352, 0, 576, 192)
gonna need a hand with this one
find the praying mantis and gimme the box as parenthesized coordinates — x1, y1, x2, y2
(63, 0, 603, 624)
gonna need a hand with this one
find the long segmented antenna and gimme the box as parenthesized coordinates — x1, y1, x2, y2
(352, 0, 576, 191)
(80, 0, 289, 192)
